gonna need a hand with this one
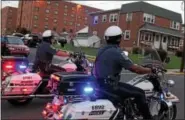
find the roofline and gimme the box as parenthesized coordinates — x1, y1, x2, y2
(1, 6, 18, 9)
(89, 8, 120, 15)
(121, 1, 182, 16)
(66, 1, 103, 11)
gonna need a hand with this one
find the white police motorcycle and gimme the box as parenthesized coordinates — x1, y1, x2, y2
(42, 47, 179, 120)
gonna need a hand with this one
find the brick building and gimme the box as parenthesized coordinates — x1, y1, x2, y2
(1, 6, 18, 35)
(89, 2, 183, 51)
(16, 1, 102, 34)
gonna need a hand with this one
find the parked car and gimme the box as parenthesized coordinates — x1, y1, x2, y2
(24, 34, 42, 47)
(1, 35, 30, 57)
(12, 33, 24, 38)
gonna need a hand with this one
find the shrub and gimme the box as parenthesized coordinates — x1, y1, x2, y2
(132, 47, 142, 54)
(157, 49, 168, 62)
(175, 50, 183, 57)
(144, 47, 152, 56)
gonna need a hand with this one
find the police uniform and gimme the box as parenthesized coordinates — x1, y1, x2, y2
(32, 41, 57, 73)
(95, 45, 152, 119)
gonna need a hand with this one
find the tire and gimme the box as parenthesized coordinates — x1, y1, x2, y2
(166, 104, 177, 120)
(24, 54, 28, 57)
(159, 104, 177, 120)
(7, 98, 33, 106)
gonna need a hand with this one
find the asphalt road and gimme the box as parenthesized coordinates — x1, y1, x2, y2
(1, 48, 184, 119)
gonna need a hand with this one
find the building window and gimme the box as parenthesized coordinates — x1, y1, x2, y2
(54, 19, 57, 23)
(47, 1, 51, 4)
(85, 10, 89, 13)
(124, 30, 131, 40)
(93, 16, 98, 24)
(64, 13, 67, 16)
(55, 2, 59, 6)
(64, 21, 67, 24)
(170, 21, 180, 30)
(45, 25, 48, 29)
(163, 37, 166, 43)
(102, 15, 107, 22)
(77, 24, 80, 26)
(145, 34, 149, 41)
(126, 13, 132, 21)
(71, 14, 74, 17)
(69, 22, 73, 25)
(64, 5, 68, 8)
(45, 17, 48, 21)
(34, 7, 39, 11)
(34, 15, 38, 20)
(9, 9, 12, 12)
(109, 13, 118, 22)
(46, 9, 50, 13)
(54, 11, 58, 14)
(33, 24, 37, 28)
(143, 13, 155, 24)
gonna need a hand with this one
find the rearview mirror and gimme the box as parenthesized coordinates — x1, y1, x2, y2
(123, 51, 129, 56)
(165, 57, 170, 63)
(167, 80, 175, 87)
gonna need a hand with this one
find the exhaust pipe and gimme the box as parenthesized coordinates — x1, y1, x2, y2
(1, 94, 54, 99)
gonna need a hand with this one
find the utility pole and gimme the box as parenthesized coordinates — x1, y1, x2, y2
(180, 1, 184, 72)
(19, 1, 24, 27)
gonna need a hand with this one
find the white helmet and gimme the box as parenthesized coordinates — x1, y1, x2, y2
(104, 26, 122, 37)
(42, 30, 54, 38)
(104, 26, 123, 44)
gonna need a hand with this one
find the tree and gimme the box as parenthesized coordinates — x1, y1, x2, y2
(62, 28, 66, 32)
(69, 29, 73, 33)
(15, 27, 30, 35)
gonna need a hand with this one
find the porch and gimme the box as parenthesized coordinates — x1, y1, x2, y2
(138, 24, 183, 51)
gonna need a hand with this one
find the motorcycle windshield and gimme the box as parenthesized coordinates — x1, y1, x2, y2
(135, 46, 164, 67)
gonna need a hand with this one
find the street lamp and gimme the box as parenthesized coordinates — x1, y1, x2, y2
(75, 4, 81, 33)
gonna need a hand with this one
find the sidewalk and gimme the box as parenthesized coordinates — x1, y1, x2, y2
(166, 69, 185, 75)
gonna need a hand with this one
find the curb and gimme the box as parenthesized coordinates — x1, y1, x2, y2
(166, 72, 184, 75)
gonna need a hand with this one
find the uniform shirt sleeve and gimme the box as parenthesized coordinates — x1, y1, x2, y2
(115, 49, 134, 70)
(46, 45, 57, 55)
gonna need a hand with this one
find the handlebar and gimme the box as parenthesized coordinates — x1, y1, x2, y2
(142, 64, 167, 74)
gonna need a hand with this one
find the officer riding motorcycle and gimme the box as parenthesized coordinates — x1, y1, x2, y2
(94, 26, 156, 120)
(32, 30, 70, 74)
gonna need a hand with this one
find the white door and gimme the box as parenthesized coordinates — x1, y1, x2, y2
(154, 34, 160, 49)
(162, 35, 168, 50)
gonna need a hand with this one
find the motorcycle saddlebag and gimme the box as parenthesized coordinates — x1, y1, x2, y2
(52, 72, 96, 95)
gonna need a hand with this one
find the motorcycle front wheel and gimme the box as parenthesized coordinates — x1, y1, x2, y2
(7, 98, 33, 106)
(158, 104, 177, 120)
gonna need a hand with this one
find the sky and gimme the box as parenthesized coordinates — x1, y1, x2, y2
(1, 1, 184, 23)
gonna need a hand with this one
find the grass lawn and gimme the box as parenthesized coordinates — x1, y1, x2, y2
(55, 44, 182, 69)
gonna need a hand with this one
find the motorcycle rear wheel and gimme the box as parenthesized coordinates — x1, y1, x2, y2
(7, 98, 33, 106)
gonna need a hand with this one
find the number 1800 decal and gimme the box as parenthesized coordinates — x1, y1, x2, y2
(92, 105, 104, 110)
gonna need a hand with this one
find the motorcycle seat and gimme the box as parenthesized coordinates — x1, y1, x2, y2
(96, 88, 122, 103)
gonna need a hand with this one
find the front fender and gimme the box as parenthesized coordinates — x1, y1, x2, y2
(164, 92, 180, 103)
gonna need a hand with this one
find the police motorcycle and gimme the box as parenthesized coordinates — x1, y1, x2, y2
(1, 38, 93, 106)
(42, 46, 179, 120)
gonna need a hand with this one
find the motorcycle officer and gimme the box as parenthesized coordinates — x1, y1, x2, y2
(94, 26, 154, 120)
(32, 30, 70, 73)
